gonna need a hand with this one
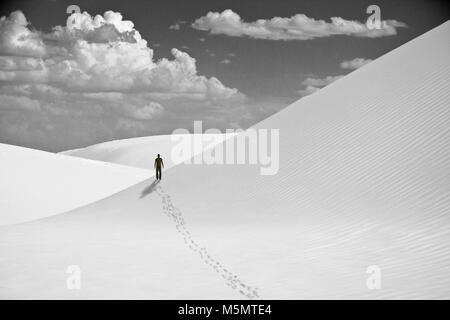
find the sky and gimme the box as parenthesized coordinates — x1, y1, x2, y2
(0, 0, 448, 152)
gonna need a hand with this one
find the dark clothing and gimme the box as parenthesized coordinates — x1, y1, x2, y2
(154, 157, 163, 167)
(156, 166, 162, 180)
(154, 157, 164, 180)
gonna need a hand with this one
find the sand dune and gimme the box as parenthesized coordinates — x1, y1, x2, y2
(0, 21, 449, 299)
(0, 143, 151, 225)
(61, 134, 231, 170)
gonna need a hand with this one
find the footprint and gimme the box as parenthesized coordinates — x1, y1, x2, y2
(155, 185, 260, 300)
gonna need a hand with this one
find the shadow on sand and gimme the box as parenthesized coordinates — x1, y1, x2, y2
(140, 179, 160, 198)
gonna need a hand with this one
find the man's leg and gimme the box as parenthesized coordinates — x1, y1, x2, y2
(159, 167, 162, 180)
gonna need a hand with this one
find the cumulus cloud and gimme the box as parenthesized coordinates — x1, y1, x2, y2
(0, 10, 247, 151)
(0, 11, 46, 57)
(340, 57, 373, 69)
(192, 9, 407, 40)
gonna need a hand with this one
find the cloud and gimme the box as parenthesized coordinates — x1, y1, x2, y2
(297, 85, 321, 97)
(302, 75, 344, 87)
(169, 20, 187, 31)
(0, 11, 46, 57)
(297, 57, 373, 96)
(0, 10, 247, 151)
(0, 93, 41, 111)
(340, 57, 373, 69)
(220, 59, 231, 64)
(192, 9, 407, 40)
(297, 75, 343, 96)
(126, 102, 163, 120)
(169, 23, 181, 31)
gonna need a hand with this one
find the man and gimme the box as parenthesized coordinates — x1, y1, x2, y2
(154, 154, 164, 180)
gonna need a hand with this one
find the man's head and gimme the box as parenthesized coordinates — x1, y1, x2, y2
(157, 154, 160, 158)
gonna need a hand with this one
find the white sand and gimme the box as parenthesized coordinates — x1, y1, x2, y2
(0, 143, 151, 225)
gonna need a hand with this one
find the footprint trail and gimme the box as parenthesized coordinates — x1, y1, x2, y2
(154, 184, 260, 299)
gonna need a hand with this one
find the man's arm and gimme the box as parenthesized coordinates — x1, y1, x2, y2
(154, 159, 156, 169)
(162, 159, 164, 168)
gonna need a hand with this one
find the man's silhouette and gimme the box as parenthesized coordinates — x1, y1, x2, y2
(154, 154, 164, 180)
